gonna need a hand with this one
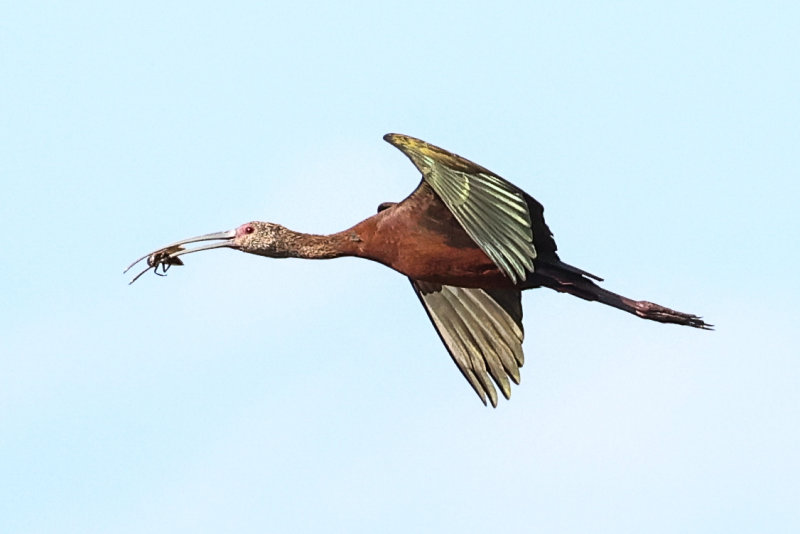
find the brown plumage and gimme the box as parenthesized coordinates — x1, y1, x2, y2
(126, 133, 711, 406)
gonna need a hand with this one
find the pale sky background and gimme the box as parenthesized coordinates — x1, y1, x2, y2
(2, 2, 799, 533)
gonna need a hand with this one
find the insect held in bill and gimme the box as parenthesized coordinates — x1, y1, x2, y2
(124, 246, 185, 285)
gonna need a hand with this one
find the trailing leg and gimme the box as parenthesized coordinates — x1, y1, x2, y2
(530, 261, 712, 330)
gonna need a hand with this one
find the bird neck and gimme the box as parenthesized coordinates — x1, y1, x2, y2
(276, 227, 361, 260)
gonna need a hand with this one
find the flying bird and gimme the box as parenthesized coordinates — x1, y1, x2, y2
(126, 133, 710, 406)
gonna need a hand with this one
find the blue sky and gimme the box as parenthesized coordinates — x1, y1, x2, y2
(2, 1, 798, 532)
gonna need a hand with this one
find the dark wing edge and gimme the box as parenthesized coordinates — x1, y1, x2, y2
(411, 280, 525, 407)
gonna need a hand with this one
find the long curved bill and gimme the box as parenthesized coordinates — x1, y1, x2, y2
(124, 229, 237, 285)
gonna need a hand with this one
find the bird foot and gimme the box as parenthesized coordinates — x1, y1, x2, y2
(633, 301, 713, 330)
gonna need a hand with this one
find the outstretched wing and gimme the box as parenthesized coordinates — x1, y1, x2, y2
(411, 280, 524, 407)
(385, 133, 537, 283)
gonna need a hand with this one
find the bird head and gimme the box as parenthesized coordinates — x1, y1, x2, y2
(230, 221, 294, 257)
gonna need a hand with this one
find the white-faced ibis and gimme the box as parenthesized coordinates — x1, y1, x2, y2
(126, 133, 710, 406)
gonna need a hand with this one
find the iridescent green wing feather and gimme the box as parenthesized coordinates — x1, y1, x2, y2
(385, 134, 536, 283)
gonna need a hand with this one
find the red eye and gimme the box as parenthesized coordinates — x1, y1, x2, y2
(244, 226, 254, 234)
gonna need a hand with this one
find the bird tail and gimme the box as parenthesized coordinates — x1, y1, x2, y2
(530, 260, 712, 330)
